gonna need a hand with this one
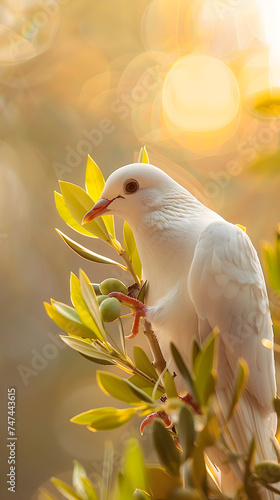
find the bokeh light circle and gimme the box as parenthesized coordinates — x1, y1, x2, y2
(162, 55, 240, 132)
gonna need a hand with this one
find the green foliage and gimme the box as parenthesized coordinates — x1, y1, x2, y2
(227, 358, 248, 422)
(262, 224, 280, 296)
(54, 154, 141, 283)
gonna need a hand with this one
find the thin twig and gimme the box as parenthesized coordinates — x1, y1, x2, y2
(143, 319, 166, 376)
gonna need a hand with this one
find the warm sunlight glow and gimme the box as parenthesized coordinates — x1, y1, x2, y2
(245, 0, 280, 117)
(162, 55, 240, 132)
(258, 0, 280, 88)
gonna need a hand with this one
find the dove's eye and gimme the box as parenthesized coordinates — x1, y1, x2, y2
(124, 179, 139, 194)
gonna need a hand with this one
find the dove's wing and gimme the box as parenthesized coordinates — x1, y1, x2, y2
(188, 220, 276, 411)
(188, 220, 277, 498)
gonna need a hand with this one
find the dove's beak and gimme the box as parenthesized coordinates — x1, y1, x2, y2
(82, 198, 112, 224)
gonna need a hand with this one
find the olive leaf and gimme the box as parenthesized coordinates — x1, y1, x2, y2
(71, 407, 139, 431)
(227, 358, 248, 422)
(85, 155, 115, 238)
(55, 191, 95, 237)
(56, 230, 127, 269)
(50, 478, 81, 500)
(123, 221, 142, 281)
(133, 345, 158, 381)
(59, 181, 110, 241)
(153, 421, 181, 478)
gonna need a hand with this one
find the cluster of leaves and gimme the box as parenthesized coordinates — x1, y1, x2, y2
(54, 151, 144, 284)
(42, 328, 280, 500)
(43, 151, 280, 500)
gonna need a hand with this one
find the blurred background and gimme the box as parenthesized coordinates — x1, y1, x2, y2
(0, 0, 280, 498)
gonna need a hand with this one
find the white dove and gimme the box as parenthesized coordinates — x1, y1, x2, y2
(83, 162, 278, 498)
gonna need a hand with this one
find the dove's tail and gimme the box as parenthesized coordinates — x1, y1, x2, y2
(210, 382, 279, 499)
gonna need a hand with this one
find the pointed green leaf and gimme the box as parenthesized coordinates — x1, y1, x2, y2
(79, 269, 107, 339)
(134, 346, 158, 381)
(245, 474, 263, 499)
(138, 146, 149, 164)
(117, 319, 126, 356)
(81, 478, 99, 500)
(244, 438, 263, 500)
(128, 375, 164, 399)
(124, 438, 147, 492)
(177, 406, 195, 461)
(125, 379, 156, 404)
(170, 342, 197, 400)
(72, 461, 99, 500)
(56, 230, 126, 269)
(262, 241, 280, 293)
(163, 371, 177, 399)
(191, 446, 207, 493)
(116, 471, 135, 500)
(51, 478, 81, 500)
(97, 372, 144, 405)
(59, 181, 109, 241)
(273, 396, 280, 416)
(123, 221, 142, 280)
(193, 329, 218, 379)
(60, 336, 113, 364)
(193, 329, 218, 406)
(100, 441, 114, 500)
(72, 461, 88, 500)
(192, 340, 201, 370)
(44, 301, 95, 339)
(138, 281, 148, 303)
(85, 155, 115, 238)
(55, 192, 95, 237)
(227, 358, 248, 421)
(153, 421, 181, 477)
(52, 301, 81, 324)
(196, 412, 220, 449)
(60, 234, 123, 268)
(71, 407, 139, 431)
(70, 273, 104, 340)
(79, 352, 114, 366)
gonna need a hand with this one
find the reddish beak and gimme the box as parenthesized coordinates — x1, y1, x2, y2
(82, 198, 112, 224)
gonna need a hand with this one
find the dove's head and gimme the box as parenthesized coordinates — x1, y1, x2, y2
(83, 163, 184, 226)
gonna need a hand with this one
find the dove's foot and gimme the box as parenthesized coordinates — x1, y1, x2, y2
(140, 410, 172, 435)
(140, 410, 182, 451)
(108, 292, 147, 338)
(180, 393, 202, 415)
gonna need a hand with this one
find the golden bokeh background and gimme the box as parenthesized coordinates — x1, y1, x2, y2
(0, 0, 280, 498)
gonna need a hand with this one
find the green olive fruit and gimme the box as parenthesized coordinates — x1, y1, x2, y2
(100, 297, 121, 323)
(99, 278, 128, 295)
(97, 295, 109, 305)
